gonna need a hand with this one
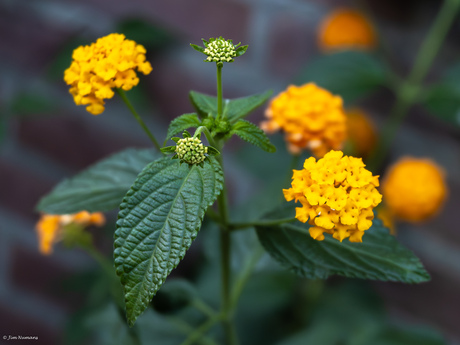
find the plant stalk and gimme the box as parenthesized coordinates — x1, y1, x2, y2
(116, 89, 162, 151)
(368, 0, 460, 172)
(216, 65, 223, 120)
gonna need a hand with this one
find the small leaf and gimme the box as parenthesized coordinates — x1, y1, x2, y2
(296, 51, 388, 104)
(160, 146, 176, 154)
(37, 149, 159, 214)
(182, 130, 191, 138)
(235, 45, 248, 57)
(256, 204, 430, 283)
(189, 90, 272, 122)
(190, 43, 205, 53)
(114, 156, 223, 326)
(229, 120, 276, 153)
(207, 146, 220, 156)
(164, 113, 201, 143)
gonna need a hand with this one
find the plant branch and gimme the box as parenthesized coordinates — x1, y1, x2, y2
(116, 88, 162, 151)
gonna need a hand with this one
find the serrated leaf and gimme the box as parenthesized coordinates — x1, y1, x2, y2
(189, 90, 272, 122)
(256, 204, 430, 283)
(37, 149, 159, 214)
(114, 156, 223, 326)
(230, 120, 276, 153)
(164, 113, 201, 143)
(296, 51, 388, 104)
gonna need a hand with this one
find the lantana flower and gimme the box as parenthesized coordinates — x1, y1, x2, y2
(284, 150, 382, 242)
(36, 211, 105, 255)
(64, 33, 152, 115)
(318, 9, 376, 52)
(261, 83, 347, 157)
(382, 157, 447, 222)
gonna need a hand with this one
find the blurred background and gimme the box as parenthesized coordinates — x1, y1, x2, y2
(1, 0, 460, 344)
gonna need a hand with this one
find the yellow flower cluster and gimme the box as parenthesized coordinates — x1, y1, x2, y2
(382, 157, 447, 222)
(36, 211, 105, 255)
(64, 33, 152, 115)
(318, 9, 376, 52)
(284, 150, 382, 242)
(261, 83, 347, 157)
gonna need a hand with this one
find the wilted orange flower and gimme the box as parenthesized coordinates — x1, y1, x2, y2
(64, 33, 152, 115)
(284, 150, 382, 242)
(382, 157, 447, 222)
(36, 211, 105, 255)
(346, 108, 377, 157)
(318, 9, 376, 51)
(261, 83, 347, 157)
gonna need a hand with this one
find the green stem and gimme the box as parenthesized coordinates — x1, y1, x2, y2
(179, 314, 222, 345)
(368, 0, 460, 172)
(216, 65, 223, 120)
(229, 217, 297, 231)
(168, 316, 219, 345)
(190, 298, 218, 319)
(116, 89, 162, 151)
(195, 126, 219, 148)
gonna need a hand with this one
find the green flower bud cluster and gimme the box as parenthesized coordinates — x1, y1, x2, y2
(204, 38, 237, 64)
(175, 137, 208, 164)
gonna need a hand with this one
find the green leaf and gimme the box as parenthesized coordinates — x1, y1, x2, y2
(256, 204, 430, 283)
(37, 148, 159, 214)
(160, 146, 177, 154)
(190, 43, 205, 53)
(164, 113, 201, 143)
(114, 156, 223, 326)
(189, 90, 272, 122)
(235, 45, 248, 57)
(422, 63, 460, 127)
(296, 51, 388, 104)
(229, 120, 276, 153)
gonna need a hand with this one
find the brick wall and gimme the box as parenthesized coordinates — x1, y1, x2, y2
(1, 0, 460, 344)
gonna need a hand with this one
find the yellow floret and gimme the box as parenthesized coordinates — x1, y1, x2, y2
(64, 33, 152, 115)
(36, 211, 106, 255)
(283, 150, 382, 242)
(318, 8, 376, 52)
(382, 157, 447, 222)
(261, 83, 347, 157)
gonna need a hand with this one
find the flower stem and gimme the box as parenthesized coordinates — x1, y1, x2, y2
(216, 65, 223, 120)
(368, 0, 460, 172)
(116, 88, 162, 151)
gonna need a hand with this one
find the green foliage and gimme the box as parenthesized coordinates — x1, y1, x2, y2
(114, 156, 223, 326)
(296, 51, 388, 104)
(423, 62, 460, 127)
(116, 18, 175, 50)
(256, 205, 430, 283)
(189, 90, 272, 122)
(228, 120, 276, 153)
(37, 148, 159, 214)
(164, 113, 201, 143)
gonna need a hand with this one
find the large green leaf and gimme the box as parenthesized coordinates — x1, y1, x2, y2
(189, 90, 272, 122)
(423, 62, 460, 127)
(296, 51, 388, 104)
(164, 113, 201, 143)
(114, 156, 223, 326)
(256, 205, 430, 283)
(229, 120, 276, 153)
(37, 148, 159, 214)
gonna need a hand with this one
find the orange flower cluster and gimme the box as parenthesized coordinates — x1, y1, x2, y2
(261, 83, 347, 157)
(284, 150, 382, 242)
(64, 33, 152, 115)
(318, 9, 376, 51)
(382, 157, 447, 222)
(36, 211, 105, 255)
(346, 108, 377, 157)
